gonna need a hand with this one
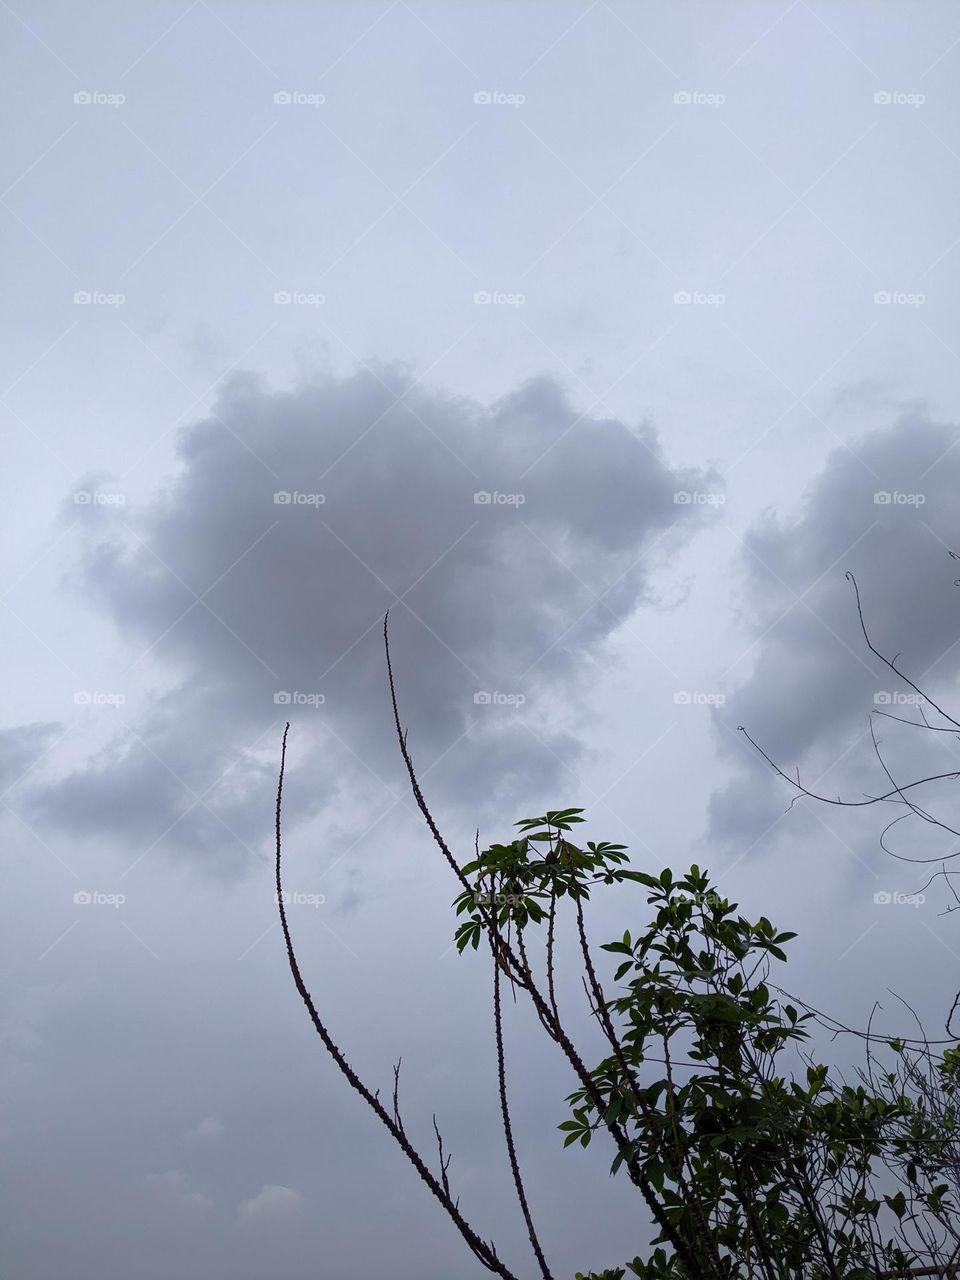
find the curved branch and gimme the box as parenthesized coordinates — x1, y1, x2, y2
(847, 571, 960, 731)
(383, 618, 703, 1275)
(869, 716, 958, 835)
(738, 724, 960, 816)
(384, 613, 471, 894)
(873, 708, 960, 735)
(769, 983, 959, 1047)
(274, 723, 519, 1280)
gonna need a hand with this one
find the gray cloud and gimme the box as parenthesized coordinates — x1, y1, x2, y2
(236, 1183, 304, 1230)
(13, 7, 960, 1276)
(146, 1169, 215, 1217)
(711, 408, 960, 846)
(33, 368, 715, 870)
(0, 723, 62, 794)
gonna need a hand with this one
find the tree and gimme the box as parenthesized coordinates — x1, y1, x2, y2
(742, 570, 960, 921)
(273, 616, 960, 1277)
(740, 567, 960, 1034)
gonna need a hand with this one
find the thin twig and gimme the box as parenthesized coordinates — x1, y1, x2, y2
(274, 723, 518, 1279)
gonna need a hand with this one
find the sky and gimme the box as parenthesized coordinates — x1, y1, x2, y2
(4, 2, 960, 1277)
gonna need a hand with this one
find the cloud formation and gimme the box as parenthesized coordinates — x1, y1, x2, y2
(236, 1183, 304, 1230)
(33, 369, 716, 871)
(711, 408, 960, 846)
(0, 723, 61, 794)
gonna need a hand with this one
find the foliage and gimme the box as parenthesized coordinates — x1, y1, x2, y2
(275, 621, 960, 1279)
(452, 808, 960, 1278)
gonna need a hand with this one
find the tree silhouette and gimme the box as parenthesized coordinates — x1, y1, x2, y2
(274, 615, 960, 1277)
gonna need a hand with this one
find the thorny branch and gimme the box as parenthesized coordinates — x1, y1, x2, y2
(274, 722, 519, 1279)
(383, 612, 705, 1274)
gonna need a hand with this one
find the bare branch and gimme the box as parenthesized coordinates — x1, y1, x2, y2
(382, 620, 706, 1275)
(274, 723, 520, 1280)
(392, 1058, 405, 1137)
(432, 1113, 452, 1200)
(847, 571, 960, 731)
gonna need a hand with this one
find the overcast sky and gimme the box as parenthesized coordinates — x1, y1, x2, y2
(5, 3, 960, 1278)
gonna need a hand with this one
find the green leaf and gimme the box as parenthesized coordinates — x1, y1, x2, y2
(884, 1191, 907, 1220)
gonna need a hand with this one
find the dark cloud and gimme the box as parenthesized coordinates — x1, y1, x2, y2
(34, 686, 283, 871)
(33, 368, 715, 870)
(711, 408, 960, 846)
